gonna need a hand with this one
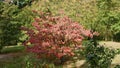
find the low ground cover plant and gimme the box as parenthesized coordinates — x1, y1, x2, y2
(82, 36, 117, 68)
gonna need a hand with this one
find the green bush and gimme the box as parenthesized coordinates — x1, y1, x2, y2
(115, 65, 120, 68)
(0, 2, 34, 51)
(95, 0, 120, 41)
(7, 0, 34, 9)
(0, 3, 20, 50)
(0, 3, 21, 50)
(82, 37, 116, 68)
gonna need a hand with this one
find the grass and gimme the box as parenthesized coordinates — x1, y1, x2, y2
(0, 54, 27, 68)
(1, 45, 25, 54)
(0, 45, 26, 68)
(0, 46, 63, 68)
(0, 54, 63, 68)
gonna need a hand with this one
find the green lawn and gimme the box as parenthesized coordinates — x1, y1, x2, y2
(1, 45, 25, 54)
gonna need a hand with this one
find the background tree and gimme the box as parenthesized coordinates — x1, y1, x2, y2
(0, 2, 34, 51)
(96, 0, 120, 41)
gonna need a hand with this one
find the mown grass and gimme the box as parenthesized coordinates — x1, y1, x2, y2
(1, 45, 25, 54)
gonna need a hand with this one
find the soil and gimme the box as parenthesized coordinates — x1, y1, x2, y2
(0, 52, 25, 61)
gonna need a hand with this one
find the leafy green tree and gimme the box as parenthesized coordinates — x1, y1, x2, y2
(0, 3, 21, 50)
(30, 0, 98, 28)
(0, 2, 34, 51)
(12, 0, 33, 8)
(96, 0, 120, 41)
(0, 2, 4, 50)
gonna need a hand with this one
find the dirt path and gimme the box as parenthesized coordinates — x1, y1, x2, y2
(0, 52, 24, 61)
(99, 41, 120, 49)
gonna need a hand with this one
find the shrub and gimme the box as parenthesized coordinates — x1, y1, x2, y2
(0, 2, 34, 52)
(10, 0, 34, 9)
(0, 3, 22, 51)
(21, 11, 92, 65)
(83, 35, 116, 68)
(115, 65, 120, 68)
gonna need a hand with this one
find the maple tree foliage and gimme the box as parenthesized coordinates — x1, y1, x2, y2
(21, 11, 93, 61)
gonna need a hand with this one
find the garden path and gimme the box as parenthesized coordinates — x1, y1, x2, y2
(0, 52, 23, 61)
